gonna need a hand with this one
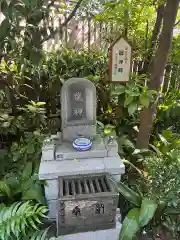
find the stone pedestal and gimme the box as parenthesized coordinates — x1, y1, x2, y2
(39, 134, 125, 219)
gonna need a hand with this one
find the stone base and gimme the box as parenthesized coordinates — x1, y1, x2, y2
(39, 134, 125, 220)
(50, 216, 122, 240)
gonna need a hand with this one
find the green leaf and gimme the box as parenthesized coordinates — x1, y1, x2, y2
(0, 203, 6, 211)
(21, 162, 33, 181)
(119, 135, 135, 149)
(116, 181, 142, 206)
(140, 94, 150, 108)
(0, 18, 11, 42)
(125, 89, 140, 96)
(27, 143, 35, 154)
(124, 95, 134, 106)
(128, 103, 138, 115)
(139, 198, 158, 228)
(2, 121, 11, 128)
(132, 149, 149, 155)
(162, 129, 173, 140)
(122, 159, 143, 176)
(22, 182, 46, 204)
(149, 144, 163, 155)
(36, 102, 46, 106)
(96, 120, 105, 129)
(158, 134, 169, 146)
(164, 207, 180, 215)
(116, 85, 125, 95)
(0, 201, 48, 239)
(0, 180, 11, 197)
(120, 208, 140, 240)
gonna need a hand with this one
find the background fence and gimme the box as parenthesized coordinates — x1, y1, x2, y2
(43, 15, 119, 51)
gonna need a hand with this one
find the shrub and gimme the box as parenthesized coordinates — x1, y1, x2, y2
(118, 149, 180, 239)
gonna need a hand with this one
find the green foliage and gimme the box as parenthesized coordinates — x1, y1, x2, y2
(0, 161, 46, 205)
(113, 74, 156, 116)
(139, 198, 157, 228)
(118, 148, 180, 239)
(154, 89, 180, 134)
(145, 149, 180, 210)
(120, 208, 140, 240)
(0, 201, 48, 240)
(117, 182, 142, 207)
(0, 131, 44, 178)
(0, 101, 47, 137)
(151, 129, 180, 155)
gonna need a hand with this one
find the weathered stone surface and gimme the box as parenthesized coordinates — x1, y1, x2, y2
(48, 200, 58, 219)
(112, 175, 122, 182)
(44, 179, 58, 200)
(62, 125, 96, 142)
(40, 155, 125, 180)
(104, 157, 125, 175)
(104, 136, 119, 157)
(55, 137, 107, 161)
(42, 145, 55, 161)
(50, 215, 122, 240)
(61, 78, 97, 141)
(39, 158, 105, 180)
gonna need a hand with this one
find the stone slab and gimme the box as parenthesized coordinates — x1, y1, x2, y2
(39, 158, 105, 180)
(48, 200, 57, 219)
(61, 78, 97, 141)
(45, 179, 58, 200)
(104, 157, 125, 175)
(42, 145, 55, 161)
(55, 139, 107, 161)
(50, 216, 122, 240)
(62, 125, 96, 142)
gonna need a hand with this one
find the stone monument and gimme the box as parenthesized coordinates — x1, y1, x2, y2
(61, 78, 96, 141)
(39, 78, 125, 238)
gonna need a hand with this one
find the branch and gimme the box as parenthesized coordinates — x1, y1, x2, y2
(174, 20, 180, 26)
(41, 0, 83, 44)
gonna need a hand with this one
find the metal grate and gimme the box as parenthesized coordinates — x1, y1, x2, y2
(59, 175, 113, 197)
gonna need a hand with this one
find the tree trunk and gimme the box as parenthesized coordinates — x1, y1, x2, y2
(136, 0, 180, 149)
(123, 8, 129, 38)
(142, 3, 165, 73)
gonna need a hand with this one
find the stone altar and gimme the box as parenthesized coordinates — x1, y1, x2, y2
(39, 78, 125, 234)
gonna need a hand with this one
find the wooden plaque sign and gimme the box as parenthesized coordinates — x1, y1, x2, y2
(109, 37, 132, 83)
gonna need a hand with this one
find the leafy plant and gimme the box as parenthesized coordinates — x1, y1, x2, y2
(0, 131, 44, 178)
(154, 89, 180, 134)
(0, 101, 47, 137)
(116, 148, 180, 239)
(151, 129, 180, 155)
(112, 74, 156, 116)
(0, 162, 46, 205)
(0, 201, 48, 240)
